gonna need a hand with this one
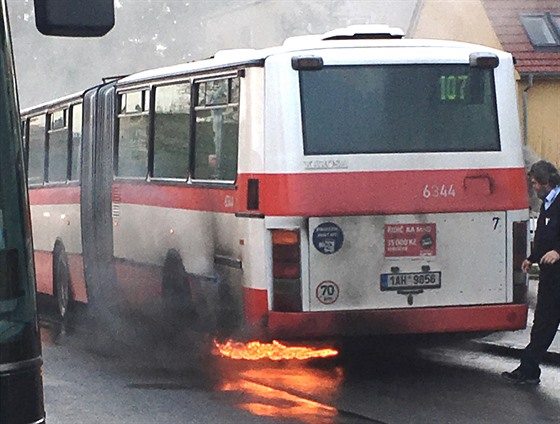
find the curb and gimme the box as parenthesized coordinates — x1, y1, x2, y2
(472, 338, 560, 366)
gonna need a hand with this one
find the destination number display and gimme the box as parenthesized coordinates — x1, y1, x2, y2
(438, 71, 484, 104)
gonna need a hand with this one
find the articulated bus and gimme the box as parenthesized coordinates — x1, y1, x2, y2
(21, 25, 530, 343)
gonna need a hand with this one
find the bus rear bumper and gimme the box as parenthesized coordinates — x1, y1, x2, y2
(265, 304, 528, 339)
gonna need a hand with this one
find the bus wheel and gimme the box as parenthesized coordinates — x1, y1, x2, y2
(161, 251, 196, 327)
(53, 244, 72, 323)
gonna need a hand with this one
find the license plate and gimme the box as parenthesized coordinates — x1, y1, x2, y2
(380, 271, 441, 291)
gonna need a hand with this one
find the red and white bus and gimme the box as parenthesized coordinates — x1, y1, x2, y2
(22, 25, 530, 341)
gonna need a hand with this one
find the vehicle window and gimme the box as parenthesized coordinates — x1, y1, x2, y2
(28, 115, 46, 185)
(70, 103, 82, 181)
(117, 90, 150, 177)
(300, 64, 500, 155)
(520, 14, 560, 48)
(153, 83, 191, 179)
(47, 108, 68, 182)
(193, 77, 239, 181)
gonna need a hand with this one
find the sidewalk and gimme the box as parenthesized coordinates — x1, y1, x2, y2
(475, 277, 560, 364)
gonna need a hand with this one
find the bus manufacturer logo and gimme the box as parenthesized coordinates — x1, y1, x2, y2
(304, 159, 348, 170)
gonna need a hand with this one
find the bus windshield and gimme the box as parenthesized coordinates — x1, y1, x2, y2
(300, 64, 500, 155)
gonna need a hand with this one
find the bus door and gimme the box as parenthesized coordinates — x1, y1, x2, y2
(80, 83, 116, 311)
(307, 212, 507, 311)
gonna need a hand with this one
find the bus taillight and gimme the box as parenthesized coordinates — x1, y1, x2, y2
(271, 230, 302, 312)
(512, 221, 528, 304)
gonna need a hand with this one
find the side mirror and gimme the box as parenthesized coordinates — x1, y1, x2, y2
(34, 0, 115, 37)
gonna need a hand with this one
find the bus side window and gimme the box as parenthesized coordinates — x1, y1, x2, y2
(70, 103, 82, 181)
(47, 108, 69, 183)
(193, 77, 239, 182)
(28, 115, 46, 185)
(117, 90, 149, 178)
(153, 83, 191, 179)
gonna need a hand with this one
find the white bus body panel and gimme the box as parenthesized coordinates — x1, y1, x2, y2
(238, 218, 269, 291)
(30, 204, 82, 254)
(112, 205, 239, 278)
(307, 212, 506, 311)
(264, 47, 523, 174)
(237, 67, 265, 174)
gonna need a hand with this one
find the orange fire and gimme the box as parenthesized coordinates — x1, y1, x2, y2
(213, 339, 338, 361)
(220, 378, 339, 423)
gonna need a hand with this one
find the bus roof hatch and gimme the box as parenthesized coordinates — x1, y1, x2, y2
(321, 25, 405, 40)
(283, 25, 405, 47)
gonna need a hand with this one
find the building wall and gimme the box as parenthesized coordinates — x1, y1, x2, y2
(412, 0, 560, 167)
(525, 79, 560, 165)
(411, 0, 502, 49)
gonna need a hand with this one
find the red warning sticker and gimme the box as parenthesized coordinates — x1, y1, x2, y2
(384, 223, 436, 257)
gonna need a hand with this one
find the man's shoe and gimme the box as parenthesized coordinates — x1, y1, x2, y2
(501, 368, 540, 385)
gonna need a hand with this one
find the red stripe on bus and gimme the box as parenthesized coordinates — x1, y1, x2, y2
(34, 251, 88, 303)
(68, 253, 87, 303)
(114, 260, 162, 305)
(34, 251, 53, 295)
(113, 181, 237, 213)
(29, 167, 528, 216)
(251, 167, 529, 216)
(28, 185, 80, 205)
(265, 304, 528, 339)
(115, 167, 527, 216)
(242, 287, 269, 326)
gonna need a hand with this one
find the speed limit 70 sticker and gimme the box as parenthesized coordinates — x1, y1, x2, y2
(316, 280, 339, 305)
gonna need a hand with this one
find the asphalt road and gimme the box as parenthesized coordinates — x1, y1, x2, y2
(40, 317, 560, 424)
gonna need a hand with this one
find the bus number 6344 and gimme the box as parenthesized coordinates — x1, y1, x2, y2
(423, 184, 456, 199)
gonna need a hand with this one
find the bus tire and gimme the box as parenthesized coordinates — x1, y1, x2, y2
(161, 250, 196, 328)
(53, 243, 73, 323)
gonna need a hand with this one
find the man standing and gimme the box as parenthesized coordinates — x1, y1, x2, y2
(502, 160, 560, 385)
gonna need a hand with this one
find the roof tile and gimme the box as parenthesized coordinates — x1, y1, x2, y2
(483, 0, 560, 74)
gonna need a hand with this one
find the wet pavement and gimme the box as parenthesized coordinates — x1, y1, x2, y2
(38, 275, 560, 424)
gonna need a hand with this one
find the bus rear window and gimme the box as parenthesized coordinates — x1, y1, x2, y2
(299, 64, 500, 155)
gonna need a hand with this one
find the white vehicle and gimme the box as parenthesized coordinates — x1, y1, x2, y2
(22, 25, 530, 341)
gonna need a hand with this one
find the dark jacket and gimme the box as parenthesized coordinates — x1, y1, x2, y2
(529, 193, 560, 263)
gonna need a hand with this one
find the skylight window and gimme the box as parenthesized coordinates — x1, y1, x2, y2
(552, 14, 560, 33)
(521, 13, 560, 48)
